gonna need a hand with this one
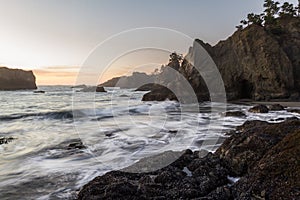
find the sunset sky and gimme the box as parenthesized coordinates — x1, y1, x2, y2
(0, 0, 297, 85)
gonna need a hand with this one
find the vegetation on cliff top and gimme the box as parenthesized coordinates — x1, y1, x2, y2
(237, 0, 300, 29)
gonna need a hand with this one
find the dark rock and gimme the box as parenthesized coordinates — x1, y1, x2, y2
(33, 90, 45, 94)
(287, 109, 300, 114)
(80, 86, 106, 92)
(142, 86, 178, 101)
(248, 104, 269, 113)
(216, 119, 300, 176)
(224, 111, 246, 117)
(95, 86, 106, 92)
(0, 67, 37, 90)
(268, 104, 285, 111)
(0, 137, 15, 145)
(232, 124, 300, 199)
(67, 141, 86, 150)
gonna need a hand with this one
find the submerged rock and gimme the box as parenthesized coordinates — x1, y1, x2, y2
(78, 119, 300, 200)
(80, 86, 107, 92)
(248, 104, 269, 113)
(33, 90, 45, 94)
(224, 111, 246, 117)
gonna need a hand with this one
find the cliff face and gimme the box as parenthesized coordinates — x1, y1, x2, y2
(143, 17, 300, 101)
(195, 16, 300, 100)
(0, 67, 37, 90)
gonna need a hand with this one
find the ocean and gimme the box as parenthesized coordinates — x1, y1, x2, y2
(0, 86, 299, 199)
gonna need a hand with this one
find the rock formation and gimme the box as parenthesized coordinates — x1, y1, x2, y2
(0, 67, 37, 90)
(99, 72, 156, 89)
(143, 16, 300, 102)
(78, 119, 300, 200)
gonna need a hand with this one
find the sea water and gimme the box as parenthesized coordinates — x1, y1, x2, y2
(0, 86, 299, 199)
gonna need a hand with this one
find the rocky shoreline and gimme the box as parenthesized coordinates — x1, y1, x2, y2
(77, 115, 300, 200)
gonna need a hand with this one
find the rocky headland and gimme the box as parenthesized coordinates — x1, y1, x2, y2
(0, 67, 37, 90)
(141, 16, 300, 102)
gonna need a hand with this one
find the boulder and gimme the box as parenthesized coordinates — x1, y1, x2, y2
(268, 103, 285, 111)
(248, 104, 269, 113)
(142, 86, 177, 101)
(95, 86, 106, 92)
(0, 67, 37, 90)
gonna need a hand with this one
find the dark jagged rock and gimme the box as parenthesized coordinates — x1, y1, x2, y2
(0, 67, 37, 90)
(231, 123, 300, 199)
(216, 120, 300, 176)
(96, 86, 106, 92)
(268, 103, 285, 111)
(0, 137, 15, 145)
(248, 104, 269, 113)
(78, 119, 300, 200)
(224, 111, 246, 117)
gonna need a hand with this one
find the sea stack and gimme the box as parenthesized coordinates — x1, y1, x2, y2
(0, 67, 37, 90)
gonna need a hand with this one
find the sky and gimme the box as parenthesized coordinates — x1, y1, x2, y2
(0, 0, 297, 85)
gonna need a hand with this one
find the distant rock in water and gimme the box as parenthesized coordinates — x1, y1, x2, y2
(0, 67, 37, 90)
(80, 86, 106, 92)
(71, 84, 87, 89)
(99, 72, 156, 89)
(33, 90, 45, 94)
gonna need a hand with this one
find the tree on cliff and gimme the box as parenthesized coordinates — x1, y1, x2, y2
(280, 2, 297, 17)
(297, 0, 300, 16)
(238, 1, 299, 29)
(247, 13, 264, 26)
(168, 52, 183, 71)
(263, 0, 280, 24)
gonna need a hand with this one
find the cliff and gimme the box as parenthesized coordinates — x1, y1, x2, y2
(0, 67, 37, 90)
(143, 16, 300, 101)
